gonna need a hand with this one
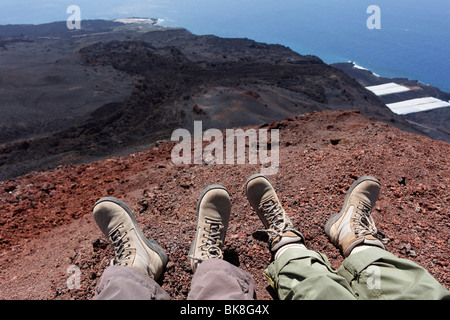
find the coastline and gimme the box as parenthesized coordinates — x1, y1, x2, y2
(332, 61, 450, 143)
(332, 61, 450, 100)
(348, 61, 381, 78)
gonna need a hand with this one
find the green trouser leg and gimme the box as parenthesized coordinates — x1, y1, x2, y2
(338, 247, 450, 300)
(264, 248, 357, 300)
(264, 247, 450, 300)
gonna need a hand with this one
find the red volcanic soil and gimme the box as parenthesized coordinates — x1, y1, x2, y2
(0, 110, 448, 300)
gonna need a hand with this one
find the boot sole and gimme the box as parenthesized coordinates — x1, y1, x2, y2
(324, 176, 379, 237)
(94, 197, 169, 268)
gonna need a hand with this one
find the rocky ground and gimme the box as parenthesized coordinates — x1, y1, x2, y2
(0, 110, 448, 300)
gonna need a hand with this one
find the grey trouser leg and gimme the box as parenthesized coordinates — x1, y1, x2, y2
(95, 259, 255, 300)
(188, 258, 256, 300)
(95, 265, 170, 300)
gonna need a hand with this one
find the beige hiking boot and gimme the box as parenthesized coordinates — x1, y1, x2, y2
(324, 176, 385, 257)
(188, 185, 231, 272)
(93, 197, 168, 280)
(245, 174, 304, 253)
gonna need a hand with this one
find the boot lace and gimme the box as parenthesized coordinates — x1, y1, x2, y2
(353, 201, 387, 243)
(109, 225, 132, 266)
(258, 195, 293, 238)
(189, 217, 224, 263)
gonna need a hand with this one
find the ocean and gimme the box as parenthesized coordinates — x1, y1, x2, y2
(161, 0, 450, 93)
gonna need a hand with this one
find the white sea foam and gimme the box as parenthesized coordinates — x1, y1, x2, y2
(348, 61, 381, 77)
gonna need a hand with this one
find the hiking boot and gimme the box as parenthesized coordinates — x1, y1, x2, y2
(324, 176, 385, 257)
(245, 174, 304, 253)
(93, 197, 168, 280)
(188, 185, 231, 272)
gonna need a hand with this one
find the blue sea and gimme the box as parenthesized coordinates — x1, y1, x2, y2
(1, 0, 448, 92)
(160, 0, 450, 93)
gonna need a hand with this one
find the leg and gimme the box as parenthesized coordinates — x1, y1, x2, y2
(187, 184, 256, 300)
(95, 265, 170, 300)
(92, 197, 169, 300)
(339, 247, 450, 300)
(264, 247, 356, 300)
(246, 174, 355, 300)
(188, 258, 255, 300)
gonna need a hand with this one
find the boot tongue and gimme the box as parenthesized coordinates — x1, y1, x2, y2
(197, 217, 224, 261)
(259, 195, 286, 231)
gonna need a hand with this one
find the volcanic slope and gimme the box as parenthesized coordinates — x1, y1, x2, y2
(0, 110, 448, 300)
(0, 26, 426, 181)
